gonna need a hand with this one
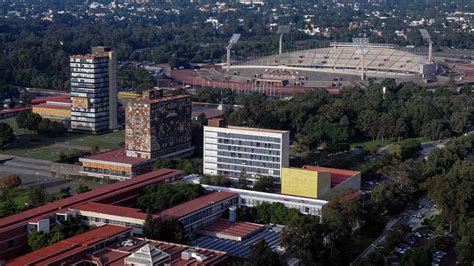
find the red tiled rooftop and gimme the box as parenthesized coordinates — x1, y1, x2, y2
(303, 165, 359, 187)
(31, 94, 70, 104)
(139, 94, 190, 104)
(0, 106, 31, 115)
(199, 219, 264, 238)
(160, 192, 238, 220)
(0, 168, 182, 233)
(80, 148, 149, 165)
(34, 103, 71, 110)
(94, 237, 227, 266)
(73, 202, 157, 220)
(7, 225, 130, 266)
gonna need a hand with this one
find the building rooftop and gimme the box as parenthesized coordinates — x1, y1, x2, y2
(72, 202, 156, 220)
(70, 54, 108, 60)
(7, 225, 130, 266)
(0, 168, 182, 233)
(33, 103, 71, 110)
(159, 192, 238, 220)
(303, 165, 359, 187)
(31, 94, 70, 105)
(197, 219, 264, 241)
(225, 125, 289, 134)
(138, 93, 190, 104)
(0, 106, 31, 116)
(192, 225, 282, 258)
(94, 237, 228, 266)
(80, 148, 149, 165)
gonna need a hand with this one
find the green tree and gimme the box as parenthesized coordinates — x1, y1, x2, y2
(398, 139, 422, 161)
(20, 92, 33, 106)
(0, 191, 17, 217)
(253, 176, 273, 192)
(25, 113, 43, 132)
(159, 219, 187, 244)
(281, 215, 329, 265)
(143, 213, 159, 239)
(400, 247, 432, 266)
(15, 110, 30, 128)
(28, 185, 48, 207)
(426, 160, 474, 229)
(90, 145, 100, 155)
(75, 184, 90, 194)
(56, 187, 71, 199)
(0, 122, 15, 149)
(28, 230, 50, 251)
(0, 174, 22, 189)
(239, 169, 248, 189)
(245, 240, 283, 266)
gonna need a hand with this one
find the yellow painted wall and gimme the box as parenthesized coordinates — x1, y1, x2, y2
(281, 168, 332, 199)
(32, 106, 71, 119)
(82, 162, 132, 173)
(282, 168, 318, 198)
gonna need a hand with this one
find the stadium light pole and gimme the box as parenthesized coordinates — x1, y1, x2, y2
(277, 25, 290, 55)
(226, 34, 241, 72)
(420, 29, 433, 63)
(353, 37, 369, 81)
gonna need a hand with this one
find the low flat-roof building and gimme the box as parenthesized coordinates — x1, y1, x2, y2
(201, 184, 328, 216)
(7, 225, 228, 266)
(0, 169, 183, 261)
(192, 224, 283, 259)
(79, 148, 154, 181)
(196, 219, 264, 241)
(160, 191, 239, 236)
(32, 94, 71, 124)
(281, 165, 361, 200)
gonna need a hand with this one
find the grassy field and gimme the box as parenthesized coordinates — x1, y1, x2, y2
(63, 130, 124, 149)
(1, 146, 80, 161)
(0, 189, 29, 209)
(0, 118, 125, 161)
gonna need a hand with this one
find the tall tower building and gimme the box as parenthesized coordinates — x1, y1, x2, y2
(125, 88, 194, 159)
(92, 46, 118, 130)
(70, 53, 110, 133)
(70, 46, 117, 133)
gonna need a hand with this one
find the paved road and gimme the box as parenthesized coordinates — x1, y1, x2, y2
(356, 196, 440, 262)
(0, 155, 102, 195)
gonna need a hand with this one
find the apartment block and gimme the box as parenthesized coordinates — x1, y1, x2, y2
(203, 118, 289, 183)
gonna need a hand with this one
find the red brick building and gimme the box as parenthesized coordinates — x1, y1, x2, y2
(0, 169, 183, 261)
(7, 225, 228, 266)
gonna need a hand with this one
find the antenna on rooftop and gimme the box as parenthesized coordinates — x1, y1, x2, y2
(277, 25, 290, 55)
(226, 34, 241, 72)
(353, 37, 369, 81)
(419, 29, 433, 64)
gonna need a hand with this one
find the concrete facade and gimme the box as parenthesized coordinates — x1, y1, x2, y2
(281, 166, 361, 200)
(281, 168, 331, 198)
(70, 52, 110, 133)
(203, 123, 289, 183)
(92, 46, 118, 130)
(125, 89, 193, 159)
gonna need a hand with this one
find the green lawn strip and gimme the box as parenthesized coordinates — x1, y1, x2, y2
(350, 136, 432, 150)
(1, 146, 78, 161)
(350, 139, 392, 150)
(0, 189, 29, 209)
(62, 130, 124, 150)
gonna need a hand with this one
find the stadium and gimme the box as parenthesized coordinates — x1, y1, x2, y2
(170, 36, 465, 95)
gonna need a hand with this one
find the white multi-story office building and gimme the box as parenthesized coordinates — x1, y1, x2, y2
(203, 119, 289, 183)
